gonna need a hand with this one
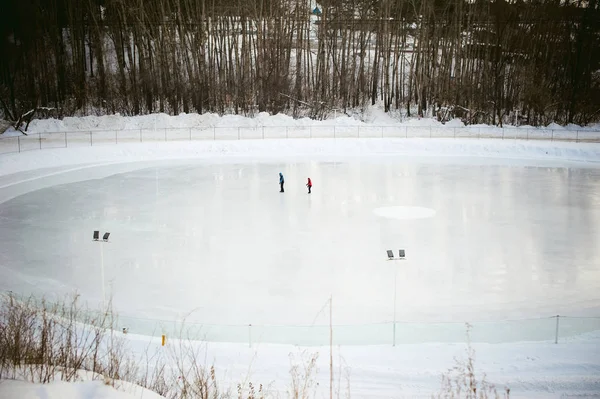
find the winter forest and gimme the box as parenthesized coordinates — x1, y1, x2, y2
(1, 0, 599, 127)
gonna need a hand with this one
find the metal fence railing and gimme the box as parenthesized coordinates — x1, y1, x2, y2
(109, 314, 600, 346)
(5, 283, 600, 347)
(1, 125, 600, 155)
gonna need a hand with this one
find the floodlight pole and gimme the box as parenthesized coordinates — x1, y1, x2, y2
(392, 264, 397, 347)
(93, 231, 109, 308)
(100, 241, 105, 307)
(386, 250, 405, 347)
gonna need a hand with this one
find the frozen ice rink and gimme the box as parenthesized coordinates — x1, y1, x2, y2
(1, 150, 600, 335)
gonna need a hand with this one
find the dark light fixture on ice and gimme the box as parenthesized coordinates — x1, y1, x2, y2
(93, 231, 110, 242)
(386, 249, 406, 260)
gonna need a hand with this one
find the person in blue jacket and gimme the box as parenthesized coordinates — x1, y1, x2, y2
(279, 172, 285, 192)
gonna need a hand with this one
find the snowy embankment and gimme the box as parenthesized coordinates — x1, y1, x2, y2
(7, 110, 600, 133)
(0, 377, 162, 399)
(2, 332, 599, 399)
(2, 110, 600, 139)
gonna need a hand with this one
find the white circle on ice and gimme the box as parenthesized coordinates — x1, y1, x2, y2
(373, 206, 436, 220)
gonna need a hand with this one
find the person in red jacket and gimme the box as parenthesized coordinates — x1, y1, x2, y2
(306, 177, 312, 194)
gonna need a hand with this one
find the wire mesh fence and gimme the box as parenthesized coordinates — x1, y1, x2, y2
(8, 291, 598, 346)
(107, 314, 600, 346)
(1, 125, 599, 155)
(3, 230, 600, 347)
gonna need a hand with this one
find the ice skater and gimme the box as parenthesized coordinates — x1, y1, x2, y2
(306, 177, 312, 194)
(279, 172, 285, 192)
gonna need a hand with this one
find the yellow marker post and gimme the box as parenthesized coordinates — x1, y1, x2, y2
(161, 334, 166, 346)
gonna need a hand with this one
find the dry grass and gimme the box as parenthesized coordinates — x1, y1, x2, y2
(0, 292, 319, 398)
(1, 292, 510, 398)
(0, 292, 131, 384)
(435, 324, 510, 399)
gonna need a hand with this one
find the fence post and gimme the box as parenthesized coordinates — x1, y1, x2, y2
(18, 136, 21, 152)
(39, 133, 42, 149)
(248, 324, 252, 348)
(555, 315, 560, 344)
(115, 130, 118, 144)
(90, 131, 93, 146)
(65, 132, 68, 148)
(576, 130, 579, 143)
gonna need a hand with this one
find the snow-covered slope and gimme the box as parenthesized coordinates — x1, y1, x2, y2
(0, 373, 164, 399)
(3, 111, 600, 135)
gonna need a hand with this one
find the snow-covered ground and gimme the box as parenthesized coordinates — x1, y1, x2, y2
(0, 368, 164, 399)
(0, 379, 163, 399)
(2, 111, 600, 136)
(2, 331, 599, 399)
(124, 331, 600, 399)
(1, 114, 600, 398)
(4, 109, 600, 133)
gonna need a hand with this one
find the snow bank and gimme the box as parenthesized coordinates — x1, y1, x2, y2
(0, 366, 164, 398)
(0, 378, 164, 399)
(2, 331, 599, 399)
(122, 331, 600, 399)
(8, 112, 599, 135)
(546, 122, 565, 130)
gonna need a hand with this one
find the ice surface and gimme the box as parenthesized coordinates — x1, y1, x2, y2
(1, 156, 599, 328)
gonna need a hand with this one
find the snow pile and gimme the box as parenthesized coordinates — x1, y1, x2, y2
(3, 331, 599, 398)
(7, 112, 598, 134)
(444, 118, 467, 127)
(0, 379, 164, 399)
(22, 112, 359, 132)
(546, 122, 564, 130)
(90, 331, 600, 398)
(0, 367, 163, 399)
